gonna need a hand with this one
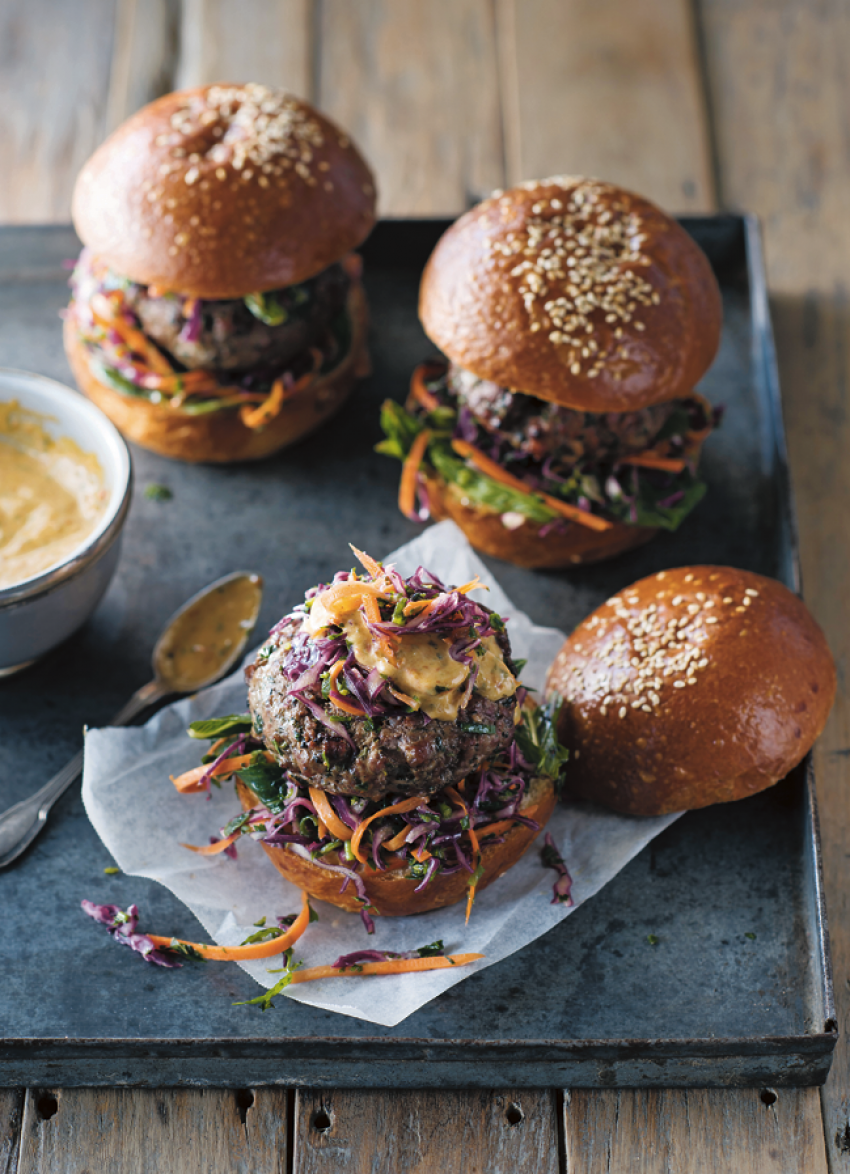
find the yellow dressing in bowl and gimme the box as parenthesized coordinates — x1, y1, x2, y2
(0, 400, 108, 589)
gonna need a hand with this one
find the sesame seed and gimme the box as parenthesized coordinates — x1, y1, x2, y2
(705, 616, 718, 624)
(684, 574, 694, 582)
(672, 595, 684, 606)
(745, 588, 759, 597)
(618, 707, 627, 719)
(673, 680, 686, 689)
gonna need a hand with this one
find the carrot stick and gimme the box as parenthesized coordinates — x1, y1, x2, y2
(327, 661, 369, 717)
(148, 891, 312, 961)
(412, 845, 432, 863)
(620, 452, 686, 473)
(399, 429, 432, 520)
(288, 953, 484, 984)
(350, 794, 430, 864)
(450, 439, 613, 532)
(409, 363, 443, 413)
(240, 377, 286, 431)
(180, 832, 241, 856)
(349, 545, 383, 579)
(90, 292, 174, 375)
(170, 752, 275, 793)
(445, 785, 481, 924)
(309, 786, 353, 841)
(382, 825, 413, 853)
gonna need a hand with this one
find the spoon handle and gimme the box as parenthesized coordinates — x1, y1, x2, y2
(0, 679, 168, 869)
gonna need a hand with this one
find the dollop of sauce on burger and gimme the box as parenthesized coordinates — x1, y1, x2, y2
(0, 400, 107, 588)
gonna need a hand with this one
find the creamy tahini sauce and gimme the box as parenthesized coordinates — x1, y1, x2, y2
(155, 574, 262, 691)
(307, 602, 517, 721)
(0, 400, 107, 589)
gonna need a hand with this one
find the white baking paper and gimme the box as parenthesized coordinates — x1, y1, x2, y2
(82, 520, 679, 1026)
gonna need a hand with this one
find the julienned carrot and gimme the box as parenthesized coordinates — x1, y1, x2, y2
(450, 439, 613, 533)
(350, 794, 430, 864)
(148, 891, 311, 962)
(90, 292, 174, 375)
(171, 752, 274, 793)
(620, 452, 686, 474)
(309, 786, 354, 841)
(240, 377, 286, 430)
(316, 580, 388, 617)
(180, 831, 241, 855)
(327, 661, 368, 718)
(409, 363, 443, 413)
(445, 786, 481, 924)
(399, 429, 432, 520)
(288, 953, 485, 984)
(349, 545, 383, 579)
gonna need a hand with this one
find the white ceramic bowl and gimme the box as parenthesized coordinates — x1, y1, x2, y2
(0, 369, 132, 674)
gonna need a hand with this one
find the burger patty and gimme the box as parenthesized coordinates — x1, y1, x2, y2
(449, 363, 680, 467)
(125, 262, 349, 372)
(245, 617, 518, 800)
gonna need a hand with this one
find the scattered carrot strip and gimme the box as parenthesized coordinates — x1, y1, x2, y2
(148, 891, 312, 962)
(309, 786, 354, 842)
(170, 752, 274, 793)
(327, 661, 369, 717)
(450, 439, 613, 532)
(360, 592, 382, 624)
(445, 786, 481, 924)
(412, 845, 432, 863)
(349, 545, 383, 579)
(620, 452, 686, 473)
(240, 377, 286, 430)
(475, 819, 516, 840)
(350, 794, 430, 864)
(387, 684, 418, 708)
(315, 581, 389, 619)
(180, 832, 241, 856)
(408, 363, 443, 413)
(399, 429, 432, 520)
(90, 293, 174, 375)
(288, 954, 485, 984)
(382, 825, 412, 853)
(316, 818, 329, 840)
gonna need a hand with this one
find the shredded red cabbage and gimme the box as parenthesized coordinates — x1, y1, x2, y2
(541, 833, 574, 906)
(81, 900, 180, 967)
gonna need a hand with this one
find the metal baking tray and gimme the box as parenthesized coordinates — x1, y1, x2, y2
(0, 216, 836, 1088)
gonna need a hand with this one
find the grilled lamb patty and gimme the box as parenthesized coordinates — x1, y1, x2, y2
(245, 616, 518, 800)
(125, 262, 349, 372)
(449, 363, 679, 467)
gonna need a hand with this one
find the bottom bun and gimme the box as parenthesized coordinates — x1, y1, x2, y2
(424, 474, 657, 569)
(63, 284, 370, 463)
(236, 775, 556, 917)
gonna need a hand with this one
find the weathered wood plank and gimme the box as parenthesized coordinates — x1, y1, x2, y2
(0, 0, 117, 222)
(104, 0, 180, 133)
(315, 0, 505, 215)
(564, 1088, 829, 1174)
(16, 1088, 289, 1174)
(496, 0, 716, 211)
(293, 1088, 560, 1173)
(0, 1090, 23, 1174)
(699, 2, 850, 1169)
(175, 0, 312, 99)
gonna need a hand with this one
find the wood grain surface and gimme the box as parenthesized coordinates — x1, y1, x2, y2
(14, 1088, 289, 1174)
(496, 0, 716, 212)
(1, 0, 847, 1170)
(699, 4, 850, 1170)
(293, 1088, 561, 1174)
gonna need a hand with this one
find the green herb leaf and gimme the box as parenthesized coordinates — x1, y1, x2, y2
(233, 953, 301, 1009)
(144, 483, 173, 502)
(745, 932, 757, 941)
(514, 701, 570, 789)
(647, 934, 659, 946)
(103, 866, 120, 875)
(188, 714, 254, 740)
(458, 722, 496, 735)
(244, 291, 288, 326)
(236, 753, 290, 813)
(416, 940, 445, 957)
(168, 939, 208, 962)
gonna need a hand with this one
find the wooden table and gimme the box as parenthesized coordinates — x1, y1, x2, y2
(1, 1, 847, 1170)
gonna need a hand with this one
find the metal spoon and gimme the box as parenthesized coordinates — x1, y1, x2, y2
(0, 570, 263, 869)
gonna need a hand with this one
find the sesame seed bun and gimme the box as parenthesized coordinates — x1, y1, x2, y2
(419, 177, 722, 413)
(545, 567, 836, 815)
(235, 774, 556, 917)
(72, 84, 377, 298)
(63, 281, 370, 463)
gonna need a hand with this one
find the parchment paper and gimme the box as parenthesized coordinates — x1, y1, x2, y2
(82, 521, 679, 1026)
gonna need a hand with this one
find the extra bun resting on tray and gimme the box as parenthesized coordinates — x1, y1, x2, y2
(545, 567, 836, 815)
(66, 84, 376, 462)
(379, 177, 723, 567)
(170, 547, 569, 923)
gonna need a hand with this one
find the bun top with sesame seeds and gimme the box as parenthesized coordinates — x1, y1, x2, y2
(72, 84, 377, 299)
(545, 566, 835, 815)
(419, 177, 722, 413)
